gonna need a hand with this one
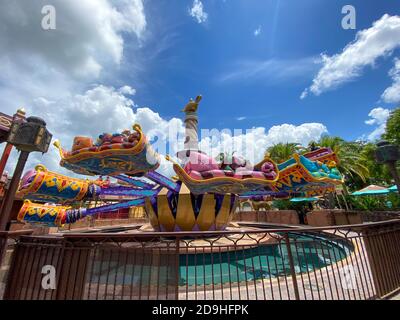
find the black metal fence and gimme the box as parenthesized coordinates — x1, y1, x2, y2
(1, 219, 400, 300)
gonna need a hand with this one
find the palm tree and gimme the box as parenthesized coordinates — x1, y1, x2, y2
(317, 136, 370, 191)
(265, 143, 305, 163)
(359, 142, 392, 185)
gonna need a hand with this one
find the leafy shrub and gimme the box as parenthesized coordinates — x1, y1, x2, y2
(345, 194, 400, 211)
(272, 200, 311, 212)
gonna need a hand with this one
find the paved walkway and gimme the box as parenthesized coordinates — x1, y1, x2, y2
(390, 293, 400, 300)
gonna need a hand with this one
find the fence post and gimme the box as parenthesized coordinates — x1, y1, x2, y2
(175, 237, 180, 300)
(284, 233, 300, 300)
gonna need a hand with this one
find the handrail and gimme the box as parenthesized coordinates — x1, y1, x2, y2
(0, 229, 34, 238)
(15, 218, 399, 242)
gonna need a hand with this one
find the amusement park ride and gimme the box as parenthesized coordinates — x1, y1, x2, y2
(16, 96, 343, 232)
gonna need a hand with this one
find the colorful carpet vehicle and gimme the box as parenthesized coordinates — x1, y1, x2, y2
(170, 151, 343, 196)
(169, 152, 280, 195)
(17, 196, 148, 227)
(17, 200, 70, 226)
(53, 124, 161, 176)
(17, 164, 94, 203)
(302, 147, 339, 164)
(275, 154, 343, 195)
(17, 165, 160, 204)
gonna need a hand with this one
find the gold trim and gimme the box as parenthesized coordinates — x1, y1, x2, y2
(145, 197, 159, 229)
(157, 188, 176, 232)
(196, 194, 216, 231)
(215, 195, 232, 230)
(175, 183, 196, 231)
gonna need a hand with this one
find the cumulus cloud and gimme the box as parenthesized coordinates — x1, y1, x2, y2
(198, 123, 328, 165)
(0, 0, 148, 128)
(365, 107, 391, 141)
(0, 85, 185, 177)
(118, 85, 137, 95)
(0, 0, 157, 177)
(189, 0, 208, 24)
(302, 14, 400, 98)
(0, 0, 146, 79)
(381, 58, 400, 103)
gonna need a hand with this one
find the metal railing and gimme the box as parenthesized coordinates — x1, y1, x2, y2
(0, 230, 34, 298)
(1, 219, 400, 300)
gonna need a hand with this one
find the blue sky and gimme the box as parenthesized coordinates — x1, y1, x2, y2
(118, 0, 400, 141)
(0, 0, 399, 175)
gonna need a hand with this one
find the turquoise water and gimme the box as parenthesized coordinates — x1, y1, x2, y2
(88, 232, 352, 288)
(179, 233, 352, 286)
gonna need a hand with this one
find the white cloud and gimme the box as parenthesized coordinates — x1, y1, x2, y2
(0, 0, 146, 80)
(254, 26, 261, 36)
(198, 123, 328, 165)
(119, 85, 137, 95)
(365, 107, 391, 141)
(0, 0, 148, 128)
(0, 84, 328, 178)
(0, 0, 149, 178)
(365, 107, 390, 126)
(217, 57, 321, 84)
(302, 14, 400, 98)
(236, 117, 247, 121)
(189, 0, 208, 24)
(300, 90, 308, 100)
(0, 85, 185, 177)
(381, 58, 400, 103)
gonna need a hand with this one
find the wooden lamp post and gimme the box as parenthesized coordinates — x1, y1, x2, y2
(0, 116, 52, 230)
(0, 109, 26, 177)
(375, 140, 400, 195)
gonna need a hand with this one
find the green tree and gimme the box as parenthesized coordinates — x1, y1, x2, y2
(359, 142, 392, 186)
(383, 107, 400, 146)
(381, 107, 400, 188)
(317, 136, 370, 191)
(265, 143, 305, 163)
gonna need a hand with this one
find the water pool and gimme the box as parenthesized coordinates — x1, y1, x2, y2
(88, 231, 353, 289)
(179, 232, 352, 286)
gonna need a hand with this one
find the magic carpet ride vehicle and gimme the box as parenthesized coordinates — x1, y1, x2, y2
(17, 96, 343, 232)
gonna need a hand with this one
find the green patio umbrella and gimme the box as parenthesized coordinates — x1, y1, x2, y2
(290, 197, 319, 202)
(351, 185, 389, 196)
